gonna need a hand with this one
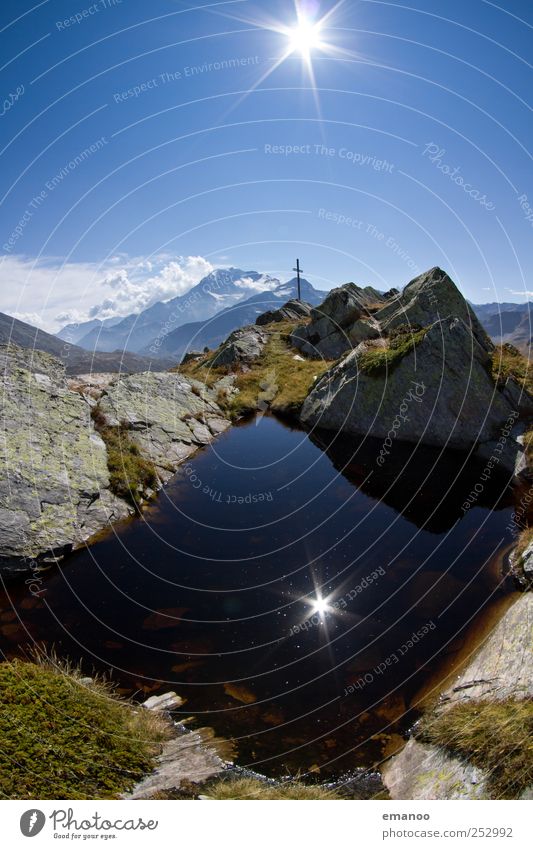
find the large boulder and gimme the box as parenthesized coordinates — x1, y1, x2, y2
(0, 345, 232, 574)
(291, 283, 382, 359)
(208, 326, 268, 367)
(0, 345, 130, 574)
(255, 299, 313, 326)
(377, 266, 491, 351)
(301, 317, 520, 452)
(97, 372, 231, 481)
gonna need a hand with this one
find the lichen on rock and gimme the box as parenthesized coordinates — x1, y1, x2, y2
(0, 345, 130, 574)
(0, 344, 231, 574)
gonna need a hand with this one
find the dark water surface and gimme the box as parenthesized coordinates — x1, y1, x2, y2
(0, 414, 516, 777)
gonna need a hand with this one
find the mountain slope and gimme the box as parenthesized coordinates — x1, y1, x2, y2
(0, 312, 175, 374)
(57, 316, 122, 345)
(148, 278, 327, 359)
(470, 302, 529, 321)
(471, 302, 532, 354)
(71, 269, 281, 354)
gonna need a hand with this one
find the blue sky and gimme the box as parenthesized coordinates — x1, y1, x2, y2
(1, 0, 532, 330)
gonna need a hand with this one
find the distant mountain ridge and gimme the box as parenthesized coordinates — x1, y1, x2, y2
(147, 277, 327, 360)
(471, 301, 532, 354)
(0, 312, 175, 374)
(52, 261, 533, 361)
(61, 268, 282, 355)
(57, 315, 123, 345)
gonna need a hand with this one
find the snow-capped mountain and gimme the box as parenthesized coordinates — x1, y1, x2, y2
(59, 268, 281, 354)
(145, 277, 327, 360)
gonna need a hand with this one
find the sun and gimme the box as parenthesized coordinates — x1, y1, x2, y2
(288, 17, 324, 57)
(309, 593, 333, 618)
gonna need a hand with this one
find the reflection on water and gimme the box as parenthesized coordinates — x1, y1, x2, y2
(0, 415, 516, 777)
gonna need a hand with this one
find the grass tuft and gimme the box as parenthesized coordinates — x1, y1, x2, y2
(490, 343, 533, 397)
(418, 698, 533, 799)
(0, 658, 171, 799)
(204, 776, 341, 800)
(228, 331, 332, 419)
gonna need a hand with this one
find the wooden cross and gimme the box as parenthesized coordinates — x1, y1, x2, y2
(293, 258, 303, 300)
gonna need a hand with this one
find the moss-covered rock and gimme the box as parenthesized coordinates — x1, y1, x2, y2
(383, 593, 533, 800)
(97, 371, 231, 482)
(301, 317, 517, 451)
(0, 659, 170, 799)
(0, 345, 130, 574)
(0, 345, 231, 573)
(291, 282, 382, 359)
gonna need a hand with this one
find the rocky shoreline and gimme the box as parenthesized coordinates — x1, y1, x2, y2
(0, 344, 232, 576)
(382, 586, 533, 799)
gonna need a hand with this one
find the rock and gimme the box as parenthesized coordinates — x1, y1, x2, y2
(301, 317, 516, 451)
(255, 299, 313, 326)
(440, 593, 533, 705)
(382, 738, 488, 800)
(142, 692, 184, 712)
(208, 326, 268, 367)
(0, 344, 131, 574)
(291, 283, 382, 359)
(188, 421, 212, 444)
(476, 422, 525, 476)
(67, 373, 117, 398)
(500, 376, 533, 416)
(383, 593, 533, 799)
(521, 541, 533, 578)
(206, 416, 232, 436)
(181, 351, 204, 365)
(0, 344, 231, 574)
(223, 683, 257, 704)
(98, 372, 230, 482)
(126, 726, 233, 799)
(378, 267, 492, 352)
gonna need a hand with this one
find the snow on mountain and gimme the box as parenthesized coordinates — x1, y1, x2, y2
(147, 277, 327, 360)
(64, 269, 281, 354)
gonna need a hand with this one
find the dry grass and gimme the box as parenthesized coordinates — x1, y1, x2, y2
(511, 524, 533, 588)
(491, 343, 533, 397)
(419, 698, 533, 799)
(228, 332, 332, 418)
(173, 357, 228, 388)
(178, 327, 333, 420)
(204, 776, 341, 800)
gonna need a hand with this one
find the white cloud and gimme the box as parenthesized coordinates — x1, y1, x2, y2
(508, 290, 533, 298)
(11, 311, 48, 329)
(233, 274, 279, 293)
(0, 254, 213, 332)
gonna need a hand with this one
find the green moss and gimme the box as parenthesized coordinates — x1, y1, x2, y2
(418, 698, 533, 799)
(0, 659, 170, 799)
(92, 408, 157, 506)
(358, 327, 428, 376)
